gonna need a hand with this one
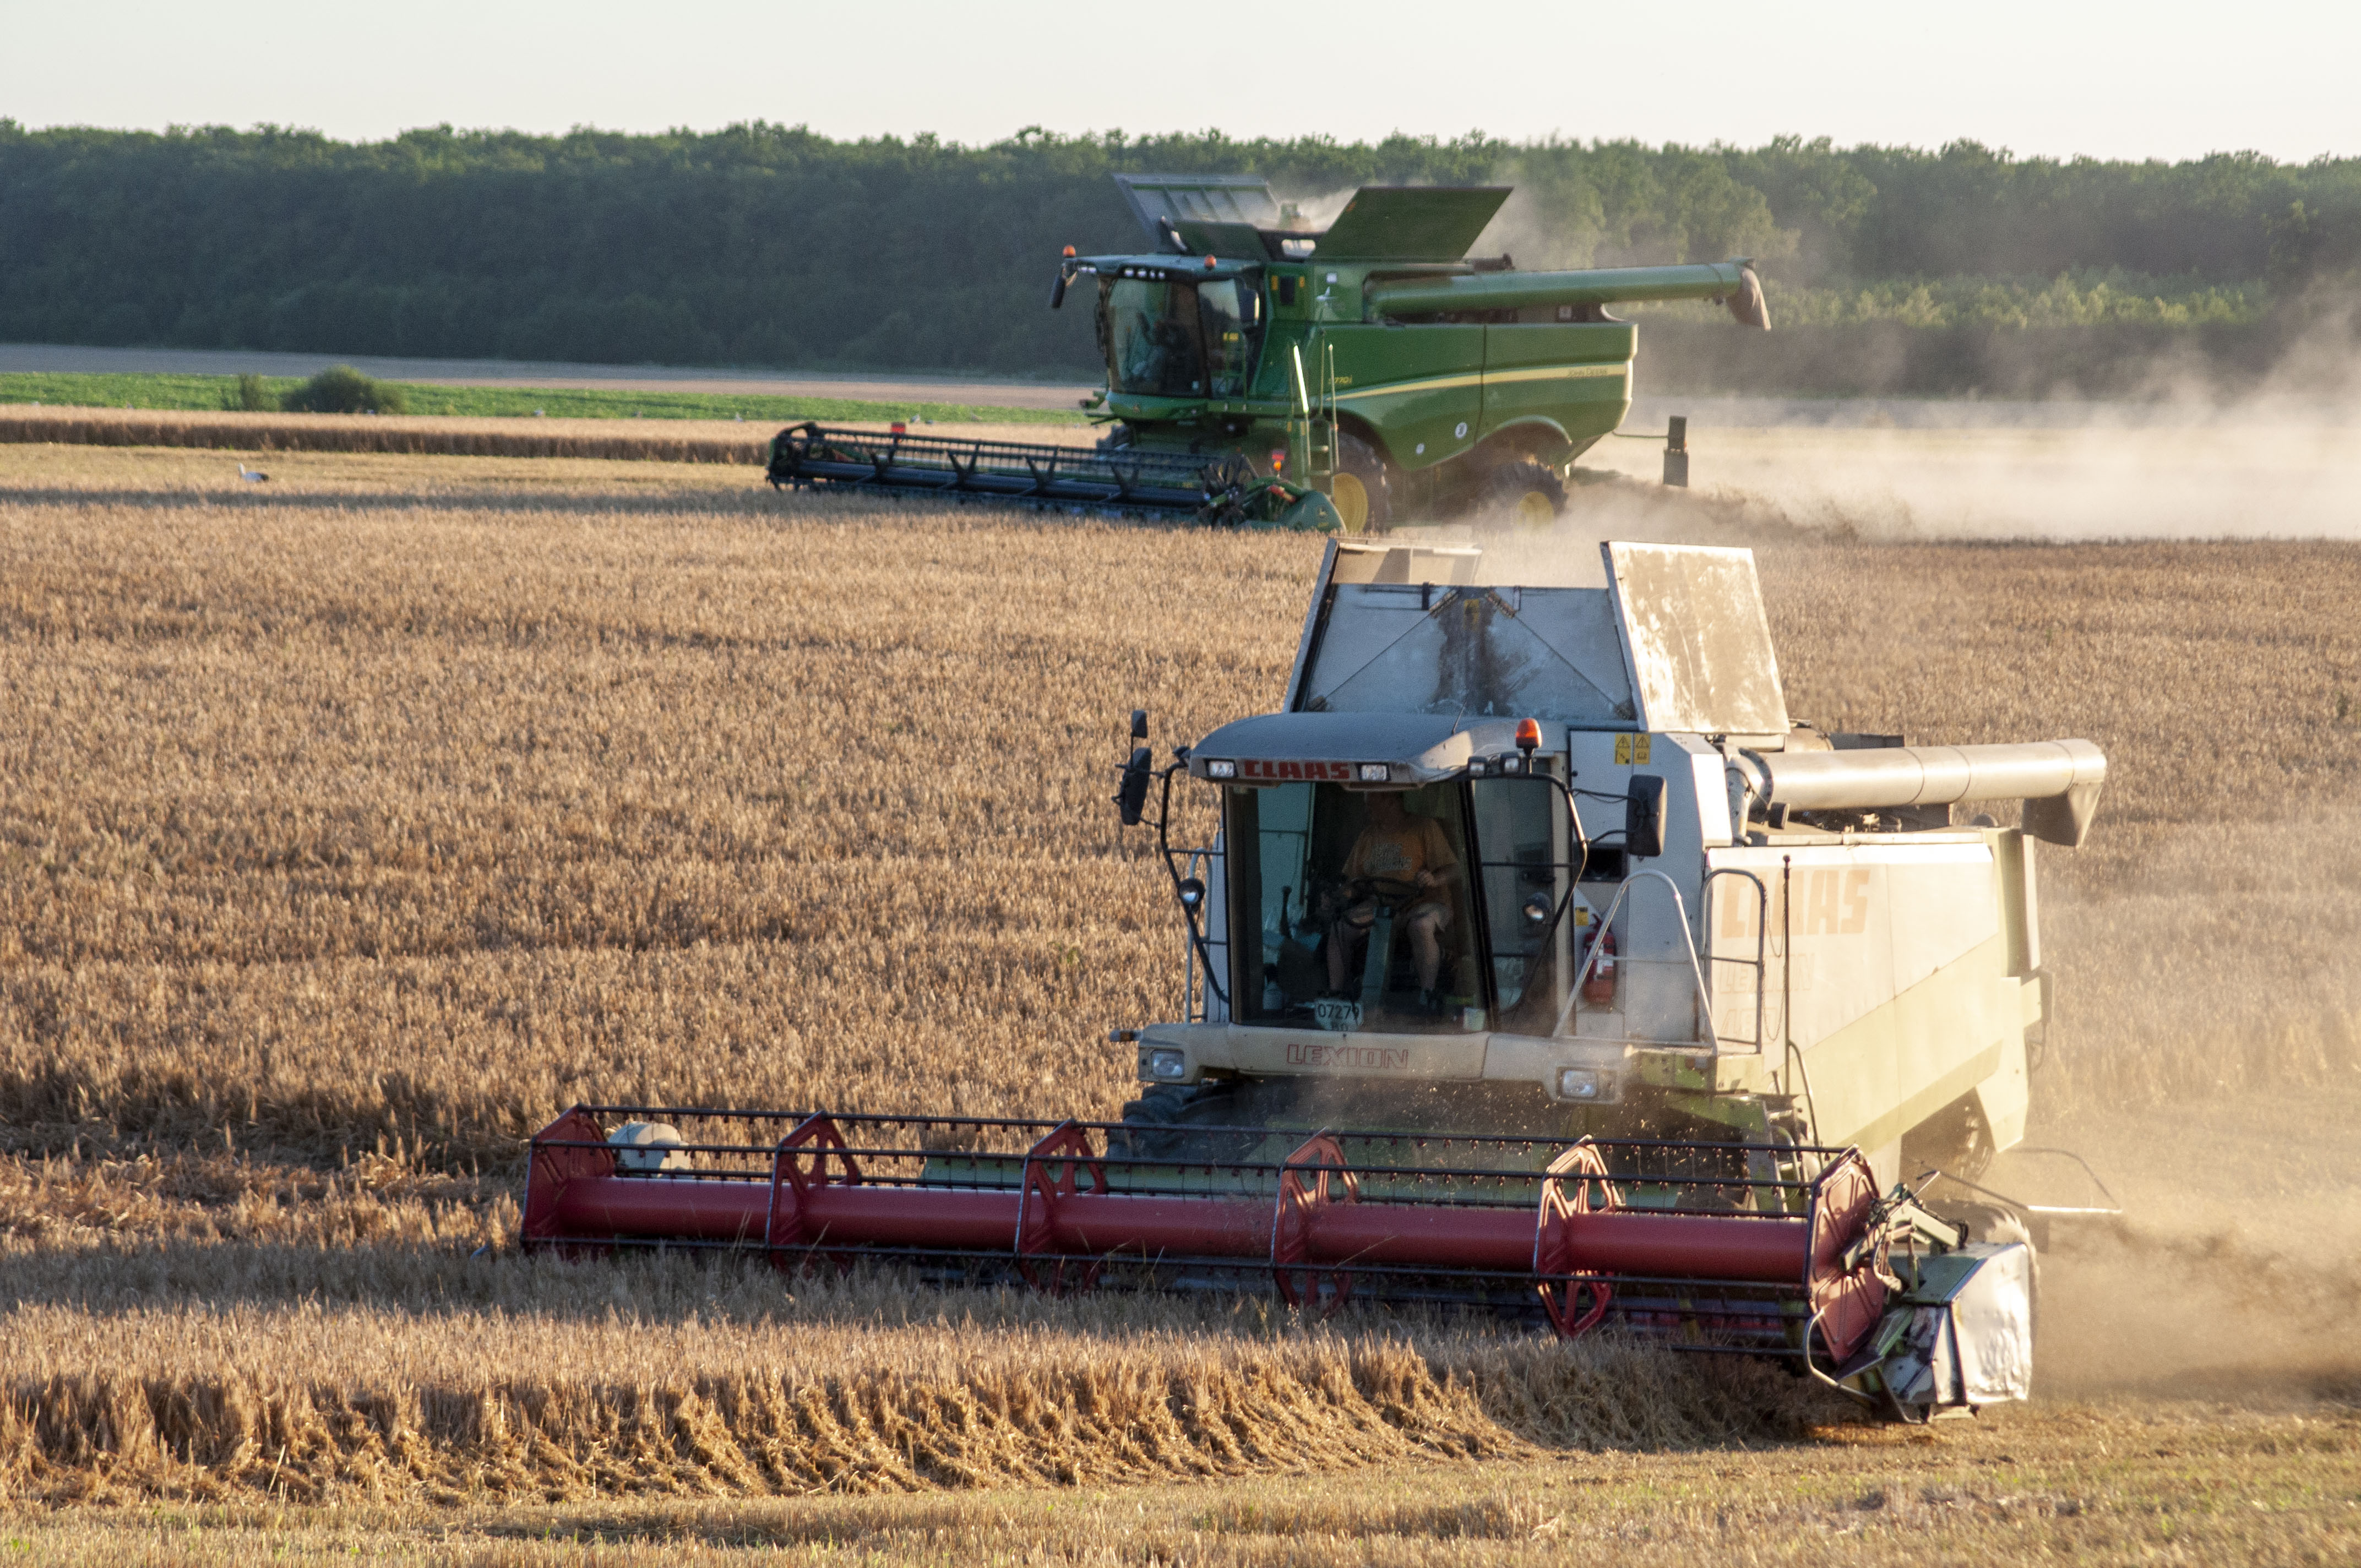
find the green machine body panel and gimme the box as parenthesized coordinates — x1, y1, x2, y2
(1061, 177, 1769, 527)
(1324, 324, 1487, 469)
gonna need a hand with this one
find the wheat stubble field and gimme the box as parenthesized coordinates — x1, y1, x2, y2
(2, 440, 2358, 1562)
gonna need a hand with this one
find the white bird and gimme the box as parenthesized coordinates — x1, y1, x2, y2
(237, 464, 268, 483)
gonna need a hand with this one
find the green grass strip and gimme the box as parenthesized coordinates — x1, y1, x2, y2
(0, 371, 1091, 427)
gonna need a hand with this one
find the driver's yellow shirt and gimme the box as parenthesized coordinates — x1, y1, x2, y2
(1344, 817, 1459, 888)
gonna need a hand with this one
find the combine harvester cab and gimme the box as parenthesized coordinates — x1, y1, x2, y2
(766, 174, 1769, 532)
(523, 539, 2098, 1422)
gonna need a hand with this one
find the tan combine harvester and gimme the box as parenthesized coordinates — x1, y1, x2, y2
(524, 538, 2104, 1422)
(1123, 538, 2103, 1199)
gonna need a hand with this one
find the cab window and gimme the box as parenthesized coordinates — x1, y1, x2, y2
(1102, 277, 1205, 397)
(1470, 775, 1575, 1032)
(1224, 782, 1480, 1031)
(1195, 277, 1260, 398)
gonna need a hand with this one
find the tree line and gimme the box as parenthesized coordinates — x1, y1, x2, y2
(3, 121, 2355, 382)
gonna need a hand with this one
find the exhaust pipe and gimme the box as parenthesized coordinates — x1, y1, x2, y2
(1733, 739, 2106, 847)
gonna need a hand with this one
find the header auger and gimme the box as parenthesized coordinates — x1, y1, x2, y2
(523, 538, 2103, 1422)
(525, 1106, 2025, 1420)
(766, 174, 1769, 532)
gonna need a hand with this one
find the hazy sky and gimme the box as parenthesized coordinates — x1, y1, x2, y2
(6, 0, 2352, 163)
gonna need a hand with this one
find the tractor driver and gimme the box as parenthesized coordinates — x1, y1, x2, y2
(1325, 790, 1461, 1010)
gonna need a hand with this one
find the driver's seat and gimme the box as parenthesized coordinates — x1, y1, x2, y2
(1352, 896, 1474, 1017)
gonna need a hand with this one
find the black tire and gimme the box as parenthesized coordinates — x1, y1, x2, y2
(1118, 1082, 1206, 1126)
(1481, 459, 1568, 530)
(1330, 430, 1392, 535)
(1112, 1081, 1250, 1164)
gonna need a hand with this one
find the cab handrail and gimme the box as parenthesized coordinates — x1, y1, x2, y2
(1550, 870, 1721, 1048)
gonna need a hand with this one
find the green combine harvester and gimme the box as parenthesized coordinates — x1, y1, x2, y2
(766, 174, 1770, 531)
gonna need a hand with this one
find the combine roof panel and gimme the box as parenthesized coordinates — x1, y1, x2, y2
(1171, 219, 1271, 259)
(1113, 174, 1281, 240)
(1603, 542, 1791, 736)
(1315, 187, 1512, 259)
(1291, 582, 1639, 728)
(1281, 540, 1792, 736)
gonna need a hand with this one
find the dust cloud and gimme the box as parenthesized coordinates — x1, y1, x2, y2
(2004, 1083, 2361, 1403)
(1584, 415, 2361, 543)
(1418, 391, 2361, 587)
(1424, 471, 1818, 588)
(1268, 186, 1362, 233)
(2007, 818, 2361, 1404)
(1415, 405, 2360, 586)
(1596, 309, 2361, 542)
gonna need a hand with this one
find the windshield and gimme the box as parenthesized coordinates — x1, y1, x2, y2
(1225, 776, 1578, 1035)
(1100, 275, 1260, 398)
(1224, 782, 1482, 1032)
(1195, 277, 1258, 396)
(1469, 775, 1575, 1033)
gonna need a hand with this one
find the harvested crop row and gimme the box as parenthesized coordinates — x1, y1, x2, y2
(0, 1305, 1813, 1504)
(0, 408, 769, 464)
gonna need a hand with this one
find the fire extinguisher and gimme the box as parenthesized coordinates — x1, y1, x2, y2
(1582, 924, 1618, 1006)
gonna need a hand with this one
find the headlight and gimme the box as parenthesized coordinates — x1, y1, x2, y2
(1557, 1067, 1601, 1101)
(1357, 763, 1390, 782)
(1205, 759, 1238, 779)
(1145, 1047, 1188, 1082)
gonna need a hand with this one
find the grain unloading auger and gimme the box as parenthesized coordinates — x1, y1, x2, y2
(766, 174, 1768, 531)
(524, 539, 2103, 1422)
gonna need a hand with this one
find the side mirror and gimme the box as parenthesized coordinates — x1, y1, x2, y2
(1625, 774, 1667, 860)
(1176, 877, 1206, 913)
(1112, 709, 1152, 825)
(1114, 746, 1152, 826)
(1049, 271, 1069, 309)
(1521, 892, 1552, 927)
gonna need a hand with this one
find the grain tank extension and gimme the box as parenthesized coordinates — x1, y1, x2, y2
(523, 540, 2091, 1423)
